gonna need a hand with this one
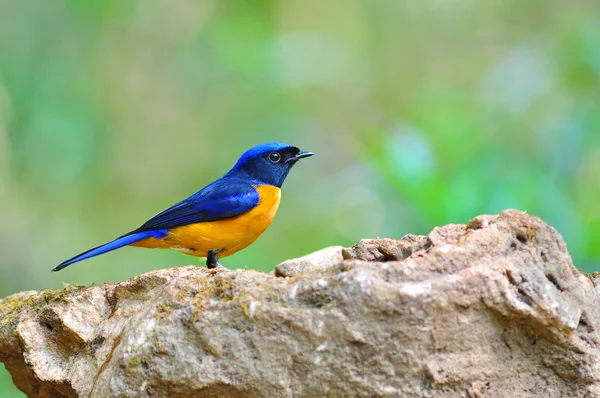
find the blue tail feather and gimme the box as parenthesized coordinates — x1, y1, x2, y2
(52, 231, 158, 272)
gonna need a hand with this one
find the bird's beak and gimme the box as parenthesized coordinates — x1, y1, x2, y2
(288, 151, 314, 163)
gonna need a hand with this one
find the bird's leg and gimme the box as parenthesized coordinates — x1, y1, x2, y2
(207, 250, 226, 269)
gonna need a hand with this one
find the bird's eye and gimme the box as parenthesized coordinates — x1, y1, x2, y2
(268, 152, 281, 163)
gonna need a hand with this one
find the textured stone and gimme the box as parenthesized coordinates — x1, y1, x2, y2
(1, 209, 599, 397)
(341, 234, 430, 262)
(275, 245, 344, 277)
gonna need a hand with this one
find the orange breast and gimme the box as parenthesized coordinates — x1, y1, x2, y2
(131, 184, 281, 258)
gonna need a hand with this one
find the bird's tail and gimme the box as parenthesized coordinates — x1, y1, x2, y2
(52, 231, 155, 272)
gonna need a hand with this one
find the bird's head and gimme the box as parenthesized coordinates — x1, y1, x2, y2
(226, 142, 313, 187)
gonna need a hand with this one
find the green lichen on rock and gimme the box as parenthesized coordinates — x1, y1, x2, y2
(0, 284, 86, 329)
(126, 344, 154, 369)
(154, 302, 174, 324)
(188, 272, 259, 324)
(128, 353, 153, 368)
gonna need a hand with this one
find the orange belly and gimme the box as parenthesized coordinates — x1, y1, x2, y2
(130, 184, 281, 258)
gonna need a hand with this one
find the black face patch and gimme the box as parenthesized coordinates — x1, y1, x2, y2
(276, 147, 300, 163)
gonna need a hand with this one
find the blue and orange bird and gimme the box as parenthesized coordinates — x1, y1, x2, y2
(53, 142, 313, 272)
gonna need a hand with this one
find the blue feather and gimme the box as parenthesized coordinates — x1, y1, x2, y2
(133, 178, 260, 232)
(51, 230, 168, 272)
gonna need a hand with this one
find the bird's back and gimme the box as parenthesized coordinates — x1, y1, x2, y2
(131, 180, 281, 258)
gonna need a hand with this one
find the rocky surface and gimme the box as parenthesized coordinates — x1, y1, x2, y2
(275, 245, 344, 277)
(1, 210, 599, 397)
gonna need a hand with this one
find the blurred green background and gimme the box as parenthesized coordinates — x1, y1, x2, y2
(1, 0, 600, 394)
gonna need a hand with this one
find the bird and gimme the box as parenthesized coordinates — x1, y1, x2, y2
(52, 142, 313, 272)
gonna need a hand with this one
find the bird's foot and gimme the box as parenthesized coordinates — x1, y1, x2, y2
(207, 250, 227, 270)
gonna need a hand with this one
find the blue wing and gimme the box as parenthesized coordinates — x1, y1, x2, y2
(132, 177, 260, 232)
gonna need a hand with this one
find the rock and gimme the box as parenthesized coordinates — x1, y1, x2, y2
(1, 209, 599, 397)
(275, 246, 344, 277)
(341, 234, 430, 262)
